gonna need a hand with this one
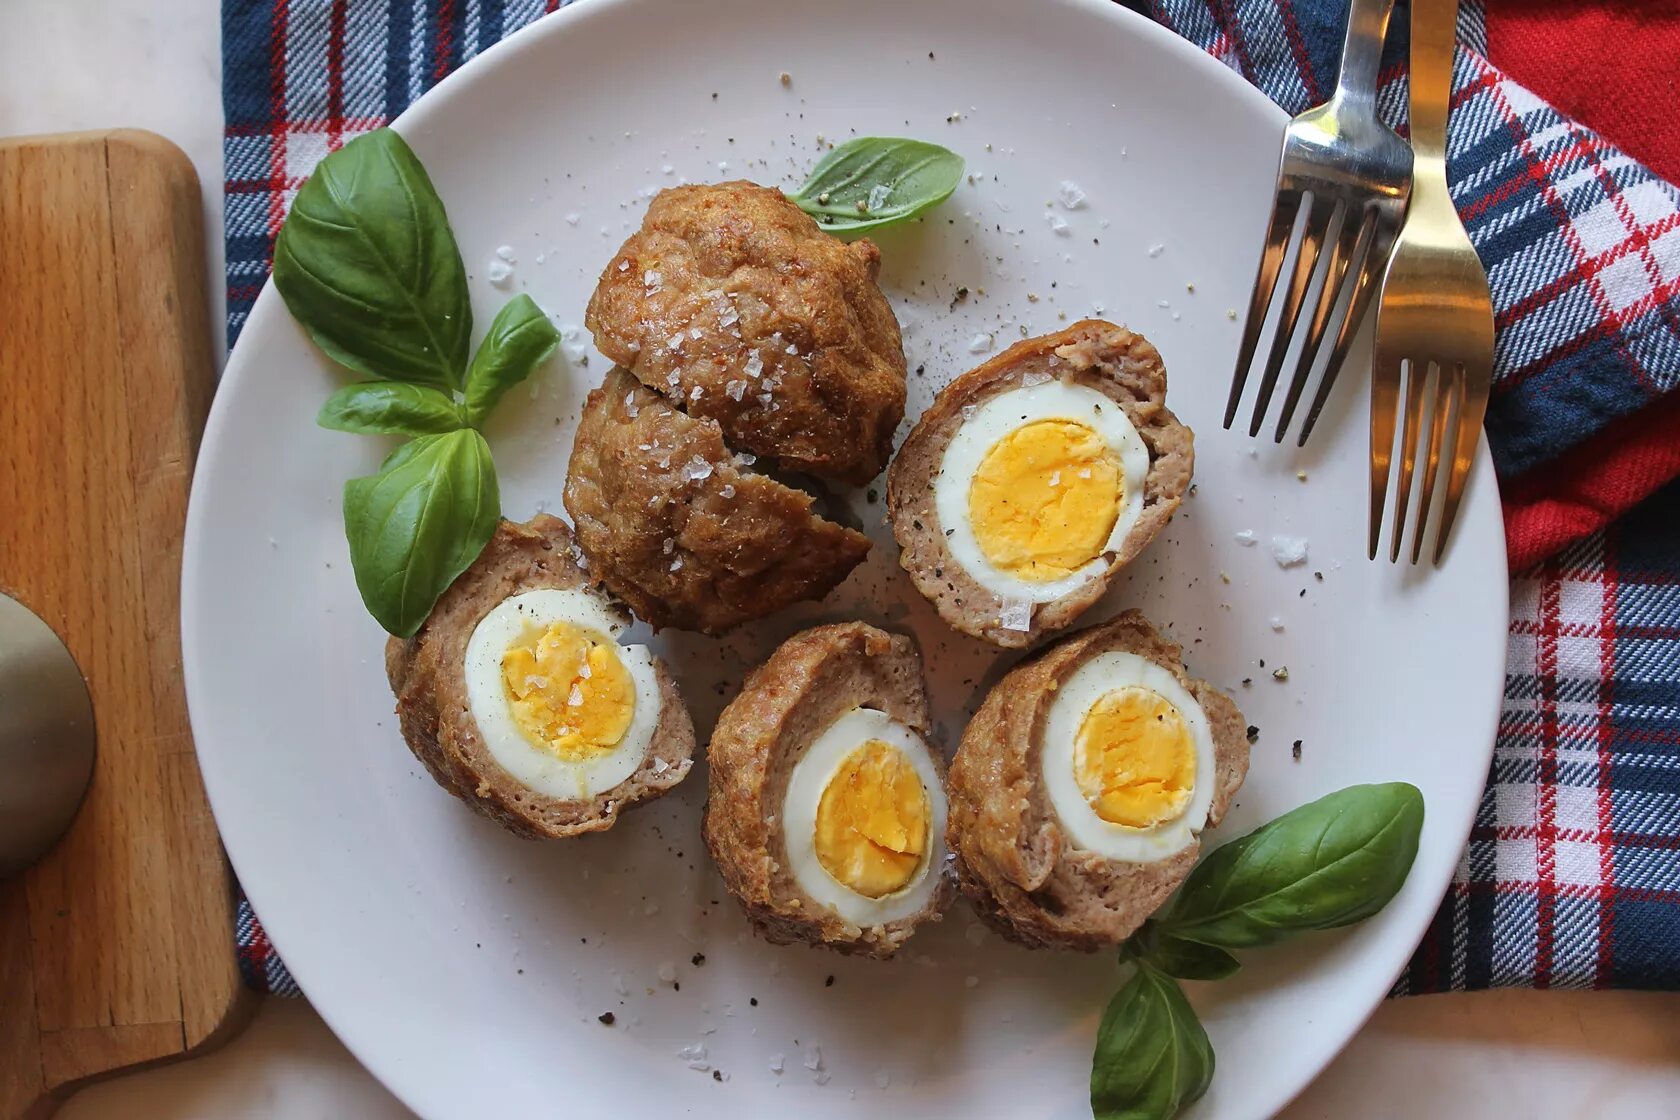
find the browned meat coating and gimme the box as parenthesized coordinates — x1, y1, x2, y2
(946, 610, 1248, 950)
(385, 515, 696, 839)
(887, 321, 1194, 648)
(564, 368, 871, 635)
(703, 622, 953, 958)
(586, 182, 907, 486)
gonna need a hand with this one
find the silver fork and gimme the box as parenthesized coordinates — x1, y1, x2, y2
(1369, 0, 1496, 564)
(1225, 0, 1411, 445)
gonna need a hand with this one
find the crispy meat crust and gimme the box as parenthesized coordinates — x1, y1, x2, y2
(384, 515, 696, 839)
(586, 182, 907, 486)
(945, 610, 1248, 950)
(564, 368, 871, 634)
(887, 320, 1194, 648)
(702, 622, 953, 958)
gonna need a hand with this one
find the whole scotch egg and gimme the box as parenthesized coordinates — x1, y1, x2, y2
(387, 515, 696, 838)
(888, 321, 1193, 647)
(945, 609, 1248, 950)
(703, 622, 952, 956)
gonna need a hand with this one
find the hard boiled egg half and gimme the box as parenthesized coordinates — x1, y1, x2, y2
(781, 708, 948, 926)
(935, 378, 1150, 603)
(464, 588, 663, 801)
(1041, 651, 1217, 862)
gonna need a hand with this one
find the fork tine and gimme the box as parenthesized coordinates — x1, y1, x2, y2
(1368, 348, 1402, 560)
(1225, 191, 1301, 430)
(1274, 203, 1363, 443)
(1410, 360, 1454, 564)
(1389, 359, 1431, 563)
(1433, 363, 1487, 565)
(1299, 216, 1388, 447)
(1248, 193, 1335, 437)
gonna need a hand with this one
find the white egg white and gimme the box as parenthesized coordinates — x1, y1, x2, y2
(781, 708, 947, 927)
(934, 379, 1151, 604)
(1040, 652, 1216, 863)
(464, 587, 661, 801)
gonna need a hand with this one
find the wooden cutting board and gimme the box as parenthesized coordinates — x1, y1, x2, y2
(0, 130, 251, 1119)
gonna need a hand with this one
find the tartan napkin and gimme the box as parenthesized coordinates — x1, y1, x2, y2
(222, 0, 1680, 995)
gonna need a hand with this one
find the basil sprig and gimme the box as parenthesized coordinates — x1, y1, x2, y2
(461, 294, 562, 426)
(789, 137, 963, 234)
(274, 128, 472, 388)
(317, 382, 466, 435)
(272, 128, 559, 638)
(1092, 783, 1426, 1120)
(1092, 962, 1214, 1120)
(1159, 782, 1426, 953)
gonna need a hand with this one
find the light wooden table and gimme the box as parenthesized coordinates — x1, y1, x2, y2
(6, 2, 1678, 1117)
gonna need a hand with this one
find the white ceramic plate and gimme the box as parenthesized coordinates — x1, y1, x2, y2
(182, 1, 1508, 1117)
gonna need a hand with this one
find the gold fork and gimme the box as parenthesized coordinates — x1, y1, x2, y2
(1370, 0, 1495, 564)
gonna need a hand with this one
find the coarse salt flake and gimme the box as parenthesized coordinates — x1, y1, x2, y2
(968, 332, 995, 354)
(1234, 529, 1257, 547)
(999, 600, 1032, 632)
(1271, 535, 1309, 567)
(1047, 213, 1070, 236)
(725, 379, 747, 401)
(1057, 180, 1087, 209)
(486, 258, 513, 288)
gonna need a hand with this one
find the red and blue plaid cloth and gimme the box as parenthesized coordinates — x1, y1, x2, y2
(222, 0, 1680, 995)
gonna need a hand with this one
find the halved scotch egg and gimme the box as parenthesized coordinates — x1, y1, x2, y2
(946, 610, 1248, 950)
(387, 515, 695, 838)
(703, 622, 952, 957)
(888, 321, 1193, 648)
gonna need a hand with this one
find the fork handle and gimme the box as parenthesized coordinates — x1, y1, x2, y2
(1408, 0, 1459, 165)
(1335, 0, 1397, 107)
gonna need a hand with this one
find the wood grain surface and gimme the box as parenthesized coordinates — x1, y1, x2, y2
(0, 130, 250, 1120)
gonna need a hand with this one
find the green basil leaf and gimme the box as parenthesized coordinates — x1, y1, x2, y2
(1137, 925, 1242, 982)
(342, 430, 499, 638)
(790, 137, 963, 234)
(1091, 962, 1214, 1120)
(273, 128, 472, 390)
(461, 294, 561, 426)
(1161, 783, 1426, 951)
(317, 382, 465, 435)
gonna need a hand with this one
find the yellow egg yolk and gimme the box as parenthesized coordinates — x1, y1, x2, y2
(813, 740, 930, 898)
(1073, 686, 1196, 829)
(501, 621, 634, 761)
(967, 418, 1122, 582)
